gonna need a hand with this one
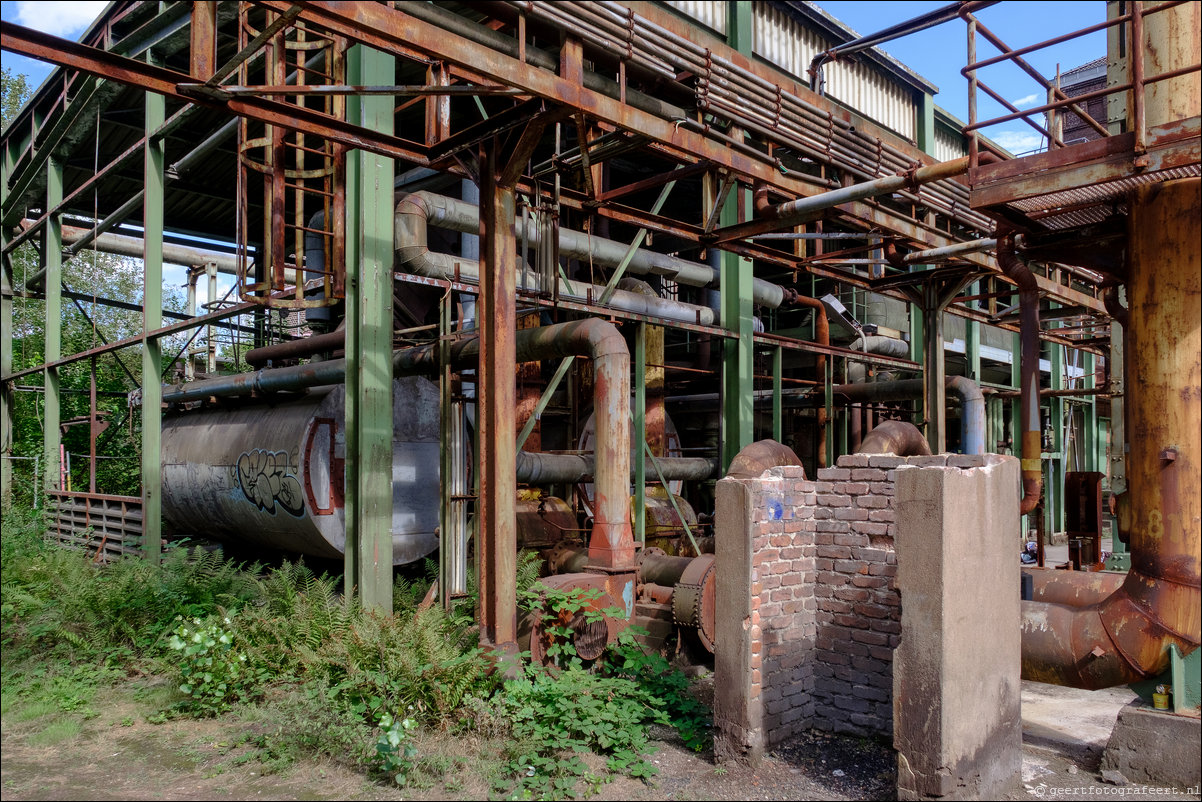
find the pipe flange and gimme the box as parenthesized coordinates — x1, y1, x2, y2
(672, 554, 716, 652)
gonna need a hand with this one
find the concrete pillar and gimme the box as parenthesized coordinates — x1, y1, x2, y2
(893, 455, 1021, 800)
(713, 477, 763, 765)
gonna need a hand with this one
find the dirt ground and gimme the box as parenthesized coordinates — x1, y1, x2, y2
(2, 680, 1198, 801)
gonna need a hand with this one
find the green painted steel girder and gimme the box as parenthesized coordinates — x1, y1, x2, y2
(344, 44, 396, 611)
(43, 158, 63, 501)
(141, 89, 165, 561)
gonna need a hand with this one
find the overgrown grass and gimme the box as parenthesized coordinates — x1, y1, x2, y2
(1, 504, 712, 798)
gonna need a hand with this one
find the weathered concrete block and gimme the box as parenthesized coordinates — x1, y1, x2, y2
(1101, 701, 1202, 790)
(893, 456, 1021, 800)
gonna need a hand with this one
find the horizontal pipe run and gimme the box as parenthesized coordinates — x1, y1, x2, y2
(832, 376, 985, 455)
(763, 157, 971, 227)
(515, 452, 717, 484)
(245, 329, 346, 367)
(902, 237, 997, 264)
(396, 191, 788, 310)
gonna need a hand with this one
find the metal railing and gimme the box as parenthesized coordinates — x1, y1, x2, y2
(46, 490, 143, 563)
(961, 1, 1201, 167)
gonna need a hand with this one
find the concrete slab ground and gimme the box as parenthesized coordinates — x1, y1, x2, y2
(1013, 681, 1201, 801)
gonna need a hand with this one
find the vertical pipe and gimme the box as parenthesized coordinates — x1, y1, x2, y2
(923, 285, 946, 453)
(793, 296, 828, 466)
(1130, 1, 1145, 152)
(439, 291, 453, 610)
(478, 144, 518, 650)
(344, 44, 395, 611)
(772, 346, 783, 443)
(998, 236, 1042, 515)
(0, 179, 12, 508)
(206, 263, 218, 373)
(142, 88, 164, 561)
(635, 322, 646, 545)
(1126, 176, 1200, 622)
(44, 157, 63, 500)
(88, 357, 97, 494)
(967, 17, 979, 167)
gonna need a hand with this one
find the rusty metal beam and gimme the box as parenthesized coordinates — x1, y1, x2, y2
(477, 142, 518, 652)
(0, 20, 431, 166)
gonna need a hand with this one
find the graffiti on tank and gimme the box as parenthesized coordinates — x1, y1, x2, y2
(236, 449, 304, 516)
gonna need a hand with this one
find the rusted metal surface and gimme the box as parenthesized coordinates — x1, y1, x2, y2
(1027, 568, 1126, 607)
(791, 296, 829, 467)
(1021, 178, 1201, 689)
(998, 235, 1043, 516)
(0, 21, 432, 166)
(477, 145, 519, 650)
(515, 494, 576, 550)
(855, 420, 932, 457)
(673, 553, 717, 652)
(725, 440, 803, 480)
(245, 329, 345, 367)
(47, 490, 143, 563)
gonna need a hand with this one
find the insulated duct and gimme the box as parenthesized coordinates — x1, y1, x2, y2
(164, 319, 636, 568)
(395, 191, 792, 314)
(832, 377, 985, 455)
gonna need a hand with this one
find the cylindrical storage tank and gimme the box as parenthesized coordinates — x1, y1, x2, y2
(161, 377, 441, 564)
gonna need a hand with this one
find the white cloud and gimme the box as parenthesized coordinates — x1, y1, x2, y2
(1011, 93, 1040, 108)
(991, 130, 1046, 155)
(14, 1, 106, 38)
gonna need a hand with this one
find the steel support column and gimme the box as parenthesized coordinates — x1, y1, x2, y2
(721, 191, 754, 469)
(477, 144, 518, 651)
(141, 91, 164, 561)
(1, 145, 13, 507)
(922, 285, 946, 453)
(343, 45, 396, 611)
(721, 2, 755, 467)
(634, 322, 646, 545)
(42, 158, 64, 501)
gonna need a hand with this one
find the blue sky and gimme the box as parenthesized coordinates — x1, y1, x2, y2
(814, 1, 1108, 153)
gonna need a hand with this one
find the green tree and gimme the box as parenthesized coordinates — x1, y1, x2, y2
(2, 66, 31, 128)
(4, 68, 186, 500)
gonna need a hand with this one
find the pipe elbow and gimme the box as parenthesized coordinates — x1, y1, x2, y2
(883, 241, 907, 270)
(1021, 570, 1201, 689)
(753, 184, 778, 218)
(855, 420, 931, 457)
(997, 235, 1038, 294)
(574, 318, 629, 364)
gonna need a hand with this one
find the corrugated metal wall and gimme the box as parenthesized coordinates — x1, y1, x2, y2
(662, 0, 727, 35)
(666, 2, 919, 140)
(934, 125, 968, 162)
(752, 4, 916, 140)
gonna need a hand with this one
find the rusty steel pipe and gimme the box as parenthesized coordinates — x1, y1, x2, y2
(763, 157, 970, 227)
(515, 452, 716, 484)
(1027, 569, 1126, 607)
(245, 329, 345, 368)
(997, 235, 1043, 515)
(1021, 178, 1201, 690)
(855, 420, 932, 457)
(793, 296, 829, 467)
